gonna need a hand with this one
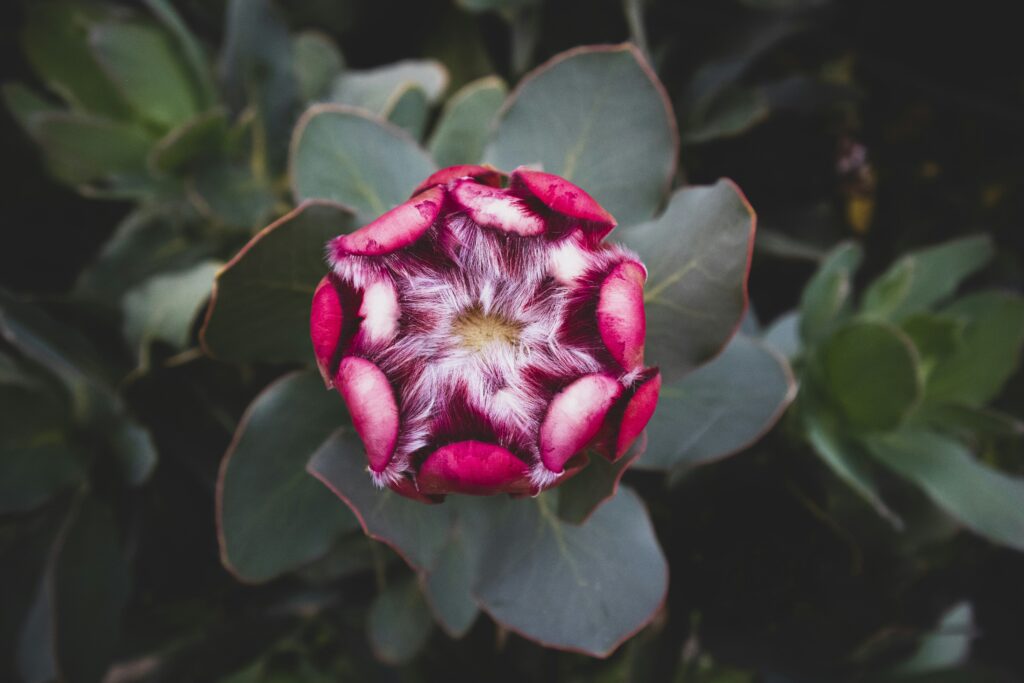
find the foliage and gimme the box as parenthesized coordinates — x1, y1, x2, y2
(2, 0, 1022, 681)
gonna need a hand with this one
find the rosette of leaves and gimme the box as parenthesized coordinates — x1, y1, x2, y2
(204, 42, 796, 662)
(767, 236, 1024, 549)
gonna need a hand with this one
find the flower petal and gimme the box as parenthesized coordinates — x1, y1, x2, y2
(331, 186, 444, 258)
(418, 441, 531, 495)
(335, 357, 399, 473)
(512, 167, 616, 239)
(412, 164, 503, 195)
(539, 373, 622, 473)
(357, 279, 400, 346)
(613, 371, 661, 460)
(451, 179, 546, 236)
(597, 260, 647, 371)
(310, 276, 343, 386)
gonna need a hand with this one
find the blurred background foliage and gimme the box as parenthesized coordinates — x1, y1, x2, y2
(1, 0, 1023, 681)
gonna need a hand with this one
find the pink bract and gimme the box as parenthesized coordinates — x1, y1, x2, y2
(311, 165, 660, 499)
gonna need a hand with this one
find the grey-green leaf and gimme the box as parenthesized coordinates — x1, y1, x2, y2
(290, 105, 436, 225)
(637, 334, 795, 471)
(473, 488, 667, 657)
(864, 430, 1024, 551)
(619, 180, 756, 381)
(329, 59, 448, 112)
(123, 260, 221, 362)
(862, 236, 994, 321)
(307, 430, 456, 571)
(201, 201, 356, 364)
(428, 76, 507, 167)
(217, 372, 358, 582)
(485, 44, 677, 226)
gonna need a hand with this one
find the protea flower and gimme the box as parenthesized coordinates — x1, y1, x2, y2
(310, 164, 660, 500)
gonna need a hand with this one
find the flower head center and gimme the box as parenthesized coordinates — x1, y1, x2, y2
(452, 304, 523, 353)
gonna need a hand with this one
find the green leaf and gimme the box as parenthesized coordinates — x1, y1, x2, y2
(864, 430, 1024, 551)
(290, 105, 437, 224)
(428, 76, 507, 167)
(22, 1, 130, 118)
(75, 202, 218, 304)
(141, 0, 218, 108)
(912, 403, 1024, 440)
(0, 290, 119, 422)
(0, 385, 83, 514)
(123, 260, 222, 363)
(329, 59, 449, 112)
(384, 84, 430, 140)
(803, 405, 903, 528)
(149, 108, 229, 174)
(900, 314, 963, 368)
(799, 241, 862, 344)
(472, 488, 667, 657)
(368, 579, 434, 665)
(201, 200, 356, 364)
(422, 529, 480, 638)
(637, 335, 795, 472)
(217, 372, 358, 582)
(293, 31, 344, 103)
(818, 321, 921, 431)
(220, 0, 297, 170)
(24, 112, 155, 187)
(619, 181, 756, 381)
(927, 292, 1024, 405)
(890, 602, 973, 676)
(862, 236, 994, 321)
(485, 44, 677, 226)
(52, 497, 131, 683)
(684, 86, 771, 144)
(2, 83, 58, 133)
(107, 418, 158, 487)
(307, 430, 456, 570)
(89, 20, 201, 128)
(190, 163, 277, 229)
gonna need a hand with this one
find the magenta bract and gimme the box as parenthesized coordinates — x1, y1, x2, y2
(310, 164, 660, 500)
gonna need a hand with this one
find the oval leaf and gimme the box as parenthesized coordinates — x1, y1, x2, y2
(927, 292, 1024, 406)
(428, 76, 507, 167)
(619, 180, 756, 381)
(486, 44, 677, 226)
(307, 430, 456, 570)
(89, 20, 201, 128)
(637, 335, 795, 472)
(818, 321, 922, 432)
(123, 260, 221, 364)
(290, 105, 437, 224)
(799, 241, 862, 344)
(217, 371, 357, 582)
(473, 488, 667, 657)
(201, 200, 356, 364)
